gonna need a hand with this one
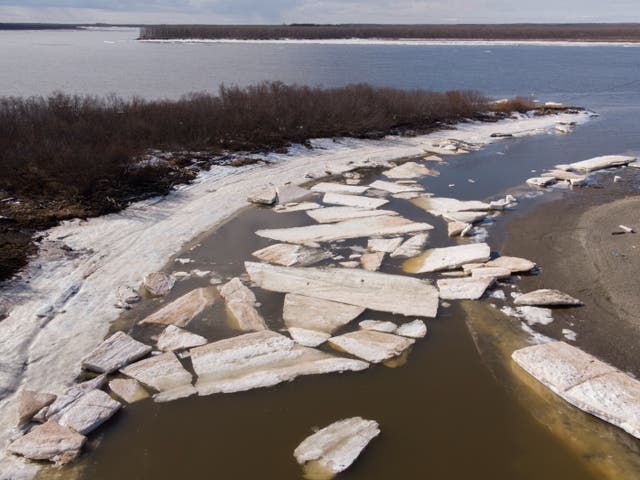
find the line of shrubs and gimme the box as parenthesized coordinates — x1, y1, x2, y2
(0, 82, 532, 280)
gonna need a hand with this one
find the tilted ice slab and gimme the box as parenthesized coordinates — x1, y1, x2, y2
(514, 289, 583, 307)
(367, 237, 404, 253)
(56, 389, 121, 435)
(80, 331, 151, 374)
(437, 277, 494, 300)
(139, 287, 217, 327)
(294, 417, 380, 478)
(566, 155, 636, 172)
(190, 331, 368, 396)
(389, 233, 428, 258)
(369, 180, 423, 194)
(322, 192, 388, 209)
(0, 110, 589, 478)
(256, 215, 433, 244)
(252, 243, 332, 267)
(513, 341, 640, 439)
(120, 352, 196, 402)
(246, 262, 439, 318)
(310, 182, 369, 194)
(329, 330, 415, 363)
(306, 206, 398, 224)
(219, 278, 268, 332)
(283, 294, 365, 334)
(412, 197, 491, 215)
(383, 161, 433, 179)
(403, 243, 491, 273)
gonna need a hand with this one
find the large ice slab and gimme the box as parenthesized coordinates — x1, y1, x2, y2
(57, 389, 121, 435)
(156, 325, 208, 352)
(256, 216, 433, 244)
(383, 161, 432, 178)
(246, 262, 439, 318)
(120, 352, 195, 401)
(367, 237, 404, 253)
(190, 331, 368, 396)
(7, 420, 86, 465)
(512, 341, 640, 439)
(81, 331, 151, 374)
(252, 243, 332, 267)
(403, 243, 491, 273)
(389, 233, 428, 258)
(283, 294, 364, 333)
(307, 206, 398, 224)
(322, 192, 389, 209)
(329, 330, 414, 363)
(412, 197, 491, 215)
(17, 390, 56, 426)
(108, 378, 149, 403)
(369, 180, 423, 194)
(219, 278, 268, 332)
(310, 182, 369, 194)
(140, 287, 217, 327)
(294, 417, 380, 478)
(437, 277, 494, 300)
(567, 155, 636, 173)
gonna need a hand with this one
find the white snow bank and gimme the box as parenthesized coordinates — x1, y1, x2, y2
(0, 110, 590, 477)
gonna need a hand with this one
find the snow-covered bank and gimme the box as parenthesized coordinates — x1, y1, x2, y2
(0, 110, 590, 478)
(141, 38, 640, 47)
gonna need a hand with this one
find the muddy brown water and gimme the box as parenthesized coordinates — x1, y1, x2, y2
(42, 127, 640, 480)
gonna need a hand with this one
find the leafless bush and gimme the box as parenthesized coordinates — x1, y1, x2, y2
(0, 83, 488, 204)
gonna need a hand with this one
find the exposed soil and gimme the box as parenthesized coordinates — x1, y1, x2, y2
(501, 168, 640, 375)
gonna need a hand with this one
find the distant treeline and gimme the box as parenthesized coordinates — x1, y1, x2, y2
(0, 82, 536, 280)
(0, 23, 82, 31)
(139, 23, 640, 42)
(0, 23, 141, 30)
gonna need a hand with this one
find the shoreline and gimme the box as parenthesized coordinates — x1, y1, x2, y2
(500, 170, 640, 375)
(140, 38, 640, 47)
(0, 110, 590, 478)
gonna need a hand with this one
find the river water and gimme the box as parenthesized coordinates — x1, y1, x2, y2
(3, 27, 639, 480)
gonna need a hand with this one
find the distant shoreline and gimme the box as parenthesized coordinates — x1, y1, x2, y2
(140, 38, 640, 47)
(138, 23, 640, 43)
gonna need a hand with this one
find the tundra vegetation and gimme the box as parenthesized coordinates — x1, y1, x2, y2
(0, 82, 534, 280)
(139, 23, 640, 42)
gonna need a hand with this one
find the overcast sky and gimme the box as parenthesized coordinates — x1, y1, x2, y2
(1, 0, 638, 24)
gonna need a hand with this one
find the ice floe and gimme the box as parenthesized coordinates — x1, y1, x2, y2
(513, 341, 640, 439)
(246, 262, 439, 318)
(294, 417, 379, 478)
(256, 216, 432, 244)
(403, 243, 491, 273)
(140, 287, 217, 327)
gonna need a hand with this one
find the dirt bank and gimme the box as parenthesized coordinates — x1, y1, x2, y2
(501, 168, 640, 375)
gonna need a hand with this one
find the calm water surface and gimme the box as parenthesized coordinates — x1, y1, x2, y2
(6, 27, 639, 480)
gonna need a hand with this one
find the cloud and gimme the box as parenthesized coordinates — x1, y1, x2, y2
(1, 0, 639, 24)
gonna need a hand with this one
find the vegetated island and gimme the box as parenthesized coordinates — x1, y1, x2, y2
(0, 82, 573, 281)
(138, 23, 640, 42)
